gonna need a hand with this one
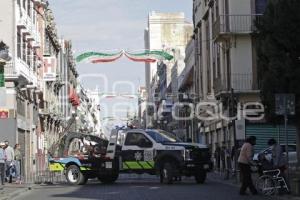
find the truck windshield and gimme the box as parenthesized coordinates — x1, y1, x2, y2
(146, 130, 182, 143)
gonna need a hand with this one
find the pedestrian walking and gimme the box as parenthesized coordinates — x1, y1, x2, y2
(4, 141, 14, 183)
(0, 142, 6, 189)
(238, 136, 258, 196)
(231, 144, 239, 174)
(214, 146, 221, 171)
(220, 146, 226, 172)
(14, 144, 22, 183)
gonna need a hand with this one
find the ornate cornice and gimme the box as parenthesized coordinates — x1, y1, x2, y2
(45, 7, 61, 50)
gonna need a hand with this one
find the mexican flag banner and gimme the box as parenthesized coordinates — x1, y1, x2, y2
(75, 50, 174, 64)
(76, 51, 124, 63)
(125, 50, 174, 63)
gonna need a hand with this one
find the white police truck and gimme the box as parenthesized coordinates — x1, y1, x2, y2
(106, 128, 212, 184)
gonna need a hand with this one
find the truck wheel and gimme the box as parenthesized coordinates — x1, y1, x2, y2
(98, 173, 119, 184)
(66, 165, 87, 185)
(160, 162, 174, 184)
(195, 170, 207, 184)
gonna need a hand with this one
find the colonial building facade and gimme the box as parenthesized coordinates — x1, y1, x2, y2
(0, 0, 84, 182)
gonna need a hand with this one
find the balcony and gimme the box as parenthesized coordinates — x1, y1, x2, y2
(17, 14, 27, 29)
(17, 9, 35, 38)
(4, 61, 18, 81)
(214, 73, 260, 95)
(213, 14, 262, 40)
(4, 59, 38, 85)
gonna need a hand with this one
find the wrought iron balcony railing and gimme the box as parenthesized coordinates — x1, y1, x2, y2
(4, 61, 18, 80)
(213, 14, 262, 39)
(214, 73, 260, 95)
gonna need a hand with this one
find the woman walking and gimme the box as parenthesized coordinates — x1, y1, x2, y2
(14, 144, 22, 184)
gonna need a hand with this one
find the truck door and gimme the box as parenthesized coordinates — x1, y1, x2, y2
(121, 132, 154, 171)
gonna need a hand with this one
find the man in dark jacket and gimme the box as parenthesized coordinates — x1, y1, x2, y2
(0, 142, 6, 189)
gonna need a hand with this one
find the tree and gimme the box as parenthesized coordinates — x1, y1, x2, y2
(256, 0, 300, 163)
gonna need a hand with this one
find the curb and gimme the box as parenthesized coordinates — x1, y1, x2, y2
(0, 185, 34, 200)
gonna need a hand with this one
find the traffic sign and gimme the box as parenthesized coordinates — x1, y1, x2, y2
(275, 93, 295, 116)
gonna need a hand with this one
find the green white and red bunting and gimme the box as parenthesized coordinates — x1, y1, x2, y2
(76, 50, 174, 64)
(75, 51, 123, 63)
(125, 50, 174, 62)
(100, 93, 137, 99)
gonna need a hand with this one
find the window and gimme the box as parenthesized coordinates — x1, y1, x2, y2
(17, 0, 21, 6)
(17, 29, 21, 58)
(27, 0, 31, 17)
(17, 98, 25, 116)
(216, 45, 221, 78)
(125, 132, 151, 146)
(27, 44, 31, 66)
(68, 138, 82, 156)
(23, 0, 26, 10)
(146, 130, 181, 143)
(0, 65, 4, 87)
(255, 0, 267, 14)
(215, 0, 219, 21)
(33, 51, 37, 71)
(44, 34, 50, 55)
(22, 35, 26, 62)
(33, 8, 36, 24)
(205, 19, 211, 93)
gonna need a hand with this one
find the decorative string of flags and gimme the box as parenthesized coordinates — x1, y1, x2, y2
(76, 50, 174, 64)
(100, 93, 138, 99)
(102, 116, 129, 121)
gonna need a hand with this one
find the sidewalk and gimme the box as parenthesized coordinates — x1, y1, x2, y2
(208, 171, 300, 200)
(0, 183, 33, 200)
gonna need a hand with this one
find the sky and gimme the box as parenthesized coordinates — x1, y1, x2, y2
(49, 0, 193, 128)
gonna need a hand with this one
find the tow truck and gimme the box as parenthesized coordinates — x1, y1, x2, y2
(48, 117, 118, 185)
(108, 127, 213, 184)
(48, 132, 119, 185)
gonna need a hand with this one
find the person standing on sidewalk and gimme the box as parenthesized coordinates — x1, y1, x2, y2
(238, 136, 258, 196)
(267, 138, 289, 192)
(0, 142, 6, 189)
(215, 146, 221, 172)
(14, 144, 22, 184)
(4, 141, 14, 183)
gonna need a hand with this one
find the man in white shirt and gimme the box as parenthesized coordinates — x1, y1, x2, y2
(4, 141, 14, 183)
(238, 136, 258, 196)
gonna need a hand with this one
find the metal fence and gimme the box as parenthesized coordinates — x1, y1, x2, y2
(21, 169, 65, 184)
